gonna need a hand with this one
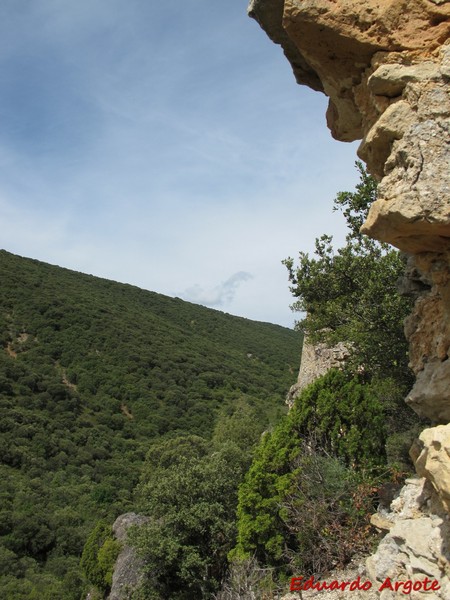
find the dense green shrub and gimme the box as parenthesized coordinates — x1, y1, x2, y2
(289, 369, 387, 466)
(231, 370, 393, 576)
(80, 521, 121, 593)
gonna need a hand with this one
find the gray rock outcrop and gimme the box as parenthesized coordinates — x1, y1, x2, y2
(107, 513, 149, 600)
(366, 477, 450, 599)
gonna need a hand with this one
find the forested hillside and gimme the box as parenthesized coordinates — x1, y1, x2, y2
(0, 250, 302, 599)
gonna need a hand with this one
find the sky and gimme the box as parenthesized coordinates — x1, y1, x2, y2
(0, 0, 361, 328)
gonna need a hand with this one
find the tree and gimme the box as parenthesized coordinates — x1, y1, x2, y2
(225, 165, 425, 595)
(283, 162, 412, 385)
(130, 436, 251, 600)
(230, 369, 387, 575)
(211, 396, 268, 452)
(80, 521, 121, 594)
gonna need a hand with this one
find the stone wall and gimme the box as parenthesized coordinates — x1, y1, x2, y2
(286, 337, 350, 407)
(248, 1, 450, 597)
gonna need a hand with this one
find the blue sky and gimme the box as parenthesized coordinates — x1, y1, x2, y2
(0, 0, 360, 328)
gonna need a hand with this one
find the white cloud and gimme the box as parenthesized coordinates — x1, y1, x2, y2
(182, 271, 254, 308)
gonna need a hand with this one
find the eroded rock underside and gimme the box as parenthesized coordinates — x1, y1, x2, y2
(248, 0, 450, 596)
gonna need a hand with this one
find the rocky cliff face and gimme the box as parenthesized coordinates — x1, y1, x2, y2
(366, 475, 450, 600)
(108, 513, 148, 600)
(248, 0, 450, 596)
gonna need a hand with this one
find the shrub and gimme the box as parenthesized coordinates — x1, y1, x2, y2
(231, 370, 391, 577)
(80, 521, 121, 594)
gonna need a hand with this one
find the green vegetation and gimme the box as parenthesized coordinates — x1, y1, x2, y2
(227, 165, 425, 596)
(0, 165, 426, 599)
(282, 163, 423, 465)
(80, 522, 121, 593)
(283, 162, 412, 384)
(128, 396, 277, 599)
(231, 371, 393, 575)
(130, 435, 248, 599)
(0, 249, 301, 599)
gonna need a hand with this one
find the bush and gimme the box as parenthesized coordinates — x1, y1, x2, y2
(280, 448, 381, 575)
(131, 435, 252, 599)
(80, 521, 121, 594)
(231, 370, 392, 577)
(289, 369, 387, 467)
(214, 556, 282, 600)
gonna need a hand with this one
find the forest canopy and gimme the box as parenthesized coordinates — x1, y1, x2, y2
(0, 250, 301, 599)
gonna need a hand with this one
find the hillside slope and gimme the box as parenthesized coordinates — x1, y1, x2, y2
(0, 249, 302, 599)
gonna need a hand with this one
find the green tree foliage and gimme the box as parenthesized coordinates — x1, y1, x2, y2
(285, 369, 387, 467)
(211, 396, 268, 452)
(283, 163, 425, 465)
(80, 521, 121, 593)
(283, 162, 412, 384)
(231, 370, 388, 573)
(130, 435, 253, 600)
(0, 250, 301, 598)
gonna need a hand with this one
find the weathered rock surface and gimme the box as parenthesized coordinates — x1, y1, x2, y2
(404, 252, 450, 422)
(249, 2, 450, 426)
(412, 425, 450, 512)
(249, 2, 450, 256)
(286, 336, 350, 407)
(107, 513, 149, 600)
(281, 480, 450, 600)
(360, 49, 450, 253)
(249, 0, 450, 141)
(366, 477, 450, 600)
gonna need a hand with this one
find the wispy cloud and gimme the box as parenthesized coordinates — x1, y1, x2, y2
(182, 272, 253, 307)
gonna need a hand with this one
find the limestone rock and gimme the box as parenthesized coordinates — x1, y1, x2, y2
(414, 425, 450, 511)
(401, 253, 450, 422)
(247, 0, 322, 92)
(368, 62, 442, 98)
(249, 0, 450, 141)
(248, 3, 450, 425)
(285, 381, 303, 408)
(361, 97, 450, 252)
(366, 478, 450, 600)
(407, 361, 450, 422)
(248, 1, 450, 595)
(397, 254, 432, 299)
(279, 481, 450, 599)
(360, 48, 450, 252)
(404, 256, 450, 372)
(248, 3, 450, 258)
(370, 512, 394, 532)
(107, 513, 149, 600)
(358, 99, 415, 178)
